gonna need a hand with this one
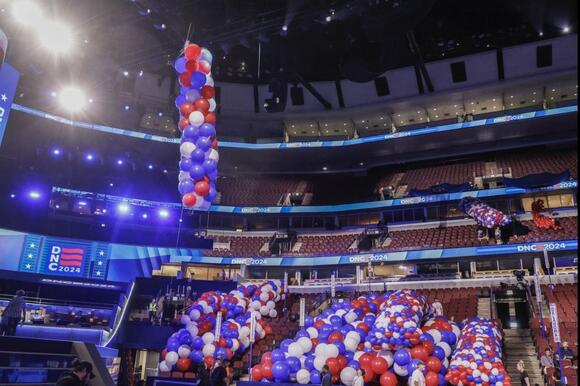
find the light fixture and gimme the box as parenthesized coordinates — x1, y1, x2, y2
(10, 194, 15, 199)
(563, 26, 570, 33)
(117, 203, 130, 214)
(124, 105, 130, 110)
(12, 1, 42, 26)
(37, 22, 74, 54)
(148, 164, 154, 170)
(59, 87, 86, 112)
(142, 213, 148, 219)
(158, 209, 169, 218)
(51, 148, 61, 156)
(29, 191, 41, 199)
(282, 25, 288, 32)
(322, 166, 328, 171)
(100, 223, 106, 228)
(117, 159, 124, 165)
(85, 153, 94, 161)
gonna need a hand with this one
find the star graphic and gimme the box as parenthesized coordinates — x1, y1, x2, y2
(25, 264, 32, 269)
(96, 271, 101, 276)
(1, 94, 7, 102)
(27, 253, 33, 258)
(99, 251, 105, 256)
(30, 243, 36, 248)
(97, 261, 103, 266)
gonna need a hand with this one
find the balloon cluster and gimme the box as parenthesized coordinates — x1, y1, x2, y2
(174, 43, 219, 209)
(459, 197, 511, 229)
(253, 290, 462, 386)
(446, 318, 511, 386)
(531, 199, 562, 230)
(159, 281, 285, 373)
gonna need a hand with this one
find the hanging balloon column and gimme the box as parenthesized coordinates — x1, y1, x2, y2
(459, 197, 511, 229)
(159, 281, 285, 373)
(531, 199, 562, 230)
(174, 43, 219, 210)
(446, 318, 511, 386)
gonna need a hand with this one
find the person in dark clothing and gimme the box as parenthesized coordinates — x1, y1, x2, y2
(197, 362, 210, 386)
(1, 289, 26, 336)
(56, 359, 94, 386)
(321, 365, 332, 386)
(517, 360, 530, 386)
(210, 358, 227, 386)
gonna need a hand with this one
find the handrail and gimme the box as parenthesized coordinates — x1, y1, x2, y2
(104, 281, 136, 347)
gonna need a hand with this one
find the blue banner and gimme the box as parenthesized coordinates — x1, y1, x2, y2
(0, 62, 19, 147)
(11, 103, 577, 149)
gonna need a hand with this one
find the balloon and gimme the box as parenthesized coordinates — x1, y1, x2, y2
(182, 193, 197, 207)
(178, 346, 191, 358)
(286, 356, 301, 373)
(184, 44, 202, 61)
(296, 369, 310, 384)
(340, 367, 357, 386)
(196, 137, 212, 151)
(203, 159, 217, 173)
(361, 366, 375, 383)
(178, 179, 194, 195)
(411, 346, 429, 363)
(176, 358, 191, 371)
(199, 123, 216, 138)
(288, 343, 304, 358)
(426, 371, 439, 386)
(209, 99, 217, 112)
(272, 361, 290, 382)
(204, 356, 215, 369)
(201, 85, 215, 99)
(313, 356, 326, 372)
(195, 180, 210, 196)
(198, 60, 211, 74)
(326, 358, 341, 376)
(200, 48, 213, 63)
(426, 356, 442, 373)
(191, 72, 207, 90)
(174, 57, 187, 73)
(180, 158, 193, 172)
(179, 72, 192, 87)
(380, 371, 398, 386)
(179, 102, 195, 117)
(189, 111, 205, 127)
(251, 365, 263, 381)
(371, 356, 388, 375)
(190, 164, 205, 181)
(183, 125, 199, 140)
(165, 351, 178, 366)
(394, 349, 411, 366)
(205, 112, 216, 125)
(180, 142, 196, 157)
(185, 88, 201, 102)
(159, 360, 171, 372)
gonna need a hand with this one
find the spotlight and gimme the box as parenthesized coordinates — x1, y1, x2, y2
(100, 223, 106, 228)
(58, 87, 86, 112)
(539, 31, 544, 37)
(563, 26, 570, 33)
(85, 153, 94, 161)
(124, 105, 130, 110)
(50, 91, 57, 97)
(78, 201, 87, 206)
(37, 22, 74, 54)
(116, 159, 124, 166)
(147, 164, 154, 170)
(158, 209, 169, 218)
(142, 213, 148, 219)
(282, 25, 288, 32)
(117, 203, 130, 214)
(10, 194, 15, 198)
(12, 0, 42, 26)
(326, 16, 332, 22)
(88, 98, 94, 103)
(29, 191, 41, 199)
(122, 71, 129, 77)
(51, 148, 62, 156)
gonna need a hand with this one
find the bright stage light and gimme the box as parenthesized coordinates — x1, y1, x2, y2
(37, 21, 74, 54)
(58, 87, 86, 112)
(117, 203, 130, 214)
(29, 191, 41, 199)
(12, 1, 42, 26)
(158, 209, 169, 218)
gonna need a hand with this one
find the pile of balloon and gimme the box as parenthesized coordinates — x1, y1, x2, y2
(174, 43, 219, 210)
(158, 280, 285, 373)
(446, 318, 511, 386)
(459, 197, 511, 229)
(251, 290, 466, 386)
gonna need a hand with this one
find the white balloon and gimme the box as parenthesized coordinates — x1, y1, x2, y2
(200, 48, 213, 64)
(344, 338, 358, 352)
(159, 360, 171, 372)
(438, 342, 452, 357)
(307, 327, 319, 339)
(344, 311, 357, 324)
(314, 343, 327, 357)
(202, 343, 215, 357)
(178, 345, 191, 358)
(379, 350, 394, 368)
(394, 363, 408, 376)
(427, 329, 442, 344)
(324, 344, 339, 359)
(340, 367, 357, 386)
(260, 305, 269, 316)
(209, 98, 217, 112)
(266, 300, 276, 310)
(231, 339, 239, 352)
(165, 351, 179, 366)
(178, 171, 191, 182)
(180, 315, 191, 325)
(186, 323, 198, 337)
(239, 326, 250, 338)
(313, 356, 327, 372)
(353, 352, 364, 361)
(345, 331, 361, 344)
(206, 76, 215, 87)
(189, 111, 205, 127)
(297, 337, 313, 354)
(259, 292, 269, 302)
(269, 309, 278, 318)
(296, 369, 311, 384)
(202, 332, 215, 345)
(180, 142, 196, 157)
(288, 342, 304, 357)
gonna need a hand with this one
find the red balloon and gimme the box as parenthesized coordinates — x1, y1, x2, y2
(261, 362, 273, 380)
(251, 365, 263, 381)
(182, 193, 197, 207)
(195, 181, 210, 196)
(261, 352, 272, 365)
(179, 72, 192, 87)
(211, 138, 218, 150)
(204, 356, 214, 369)
(422, 340, 435, 355)
(361, 366, 375, 383)
(426, 357, 442, 373)
(359, 353, 374, 368)
(205, 112, 217, 125)
(178, 117, 189, 130)
(160, 348, 168, 360)
(371, 356, 388, 375)
(380, 371, 398, 386)
(194, 98, 210, 114)
(176, 358, 191, 372)
(201, 85, 215, 99)
(314, 320, 325, 329)
(198, 60, 211, 74)
(184, 44, 202, 61)
(328, 332, 344, 344)
(337, 355, 348, 369)
(326, 358, 341, 376)
(179, 102, 195, 117)
(410, 346, 429, 363)
(425, 371, 439, 386)
(186, 60, 198, 73)
(358, 323, 370, 334)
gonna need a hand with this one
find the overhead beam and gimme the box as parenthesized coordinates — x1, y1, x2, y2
(292, 70, 332, 110)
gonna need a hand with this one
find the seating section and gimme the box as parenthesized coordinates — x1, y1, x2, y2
(216, 176, 308, 206)
(416, 287, 481, 322)
(530, 283, 578, 385)
(204, 216, 577, 257)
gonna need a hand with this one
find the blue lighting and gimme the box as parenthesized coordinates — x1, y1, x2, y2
(29, 191, 41, 199)
(124, 105, 130, 111)
(51, 148, 62, 156)
(10, 194, 15, 198)
(148, 164, 154, 170)
(158, 209, 169, 218)
(78, 201, 87, 206)
(116, 159, 124, 166)
(117, 203, 130, 214)
(100, 223, 106, 228)
(85, 153, 94, 161)
(142, 213, 148, 219)
(158, 112, 163, 117)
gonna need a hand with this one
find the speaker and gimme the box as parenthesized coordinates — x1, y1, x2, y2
(374, 76, 390, 96)
(264, 77, 288, 113)
(450, 61, 467, 83)
(536, 44, 552, 68)
(290, 86, 304, 105)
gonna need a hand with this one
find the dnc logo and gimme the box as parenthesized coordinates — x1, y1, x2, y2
(48, 245, 85, 275)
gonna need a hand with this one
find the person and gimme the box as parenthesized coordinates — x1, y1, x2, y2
(550, 367, 563, 386)
(210, 358, 227, 386)
(517, 360, 530, 386)
(56, 359, 94, 386)
(352, 368, 365, 386)
(148, 297, 158, 324)
(1, 289, 26, 336)
(541, 348, 555, 375)
(561, 341, 576, 365)
(431, 298, 444, 316)
(409, 361, 426, 386)
(155, 296, 164, 325)
(224, 361, 234, 385)
(321, 365, 332, 386)
(197, 361, 210, 386)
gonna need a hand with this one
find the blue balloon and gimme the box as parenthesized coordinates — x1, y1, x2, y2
(272, 349, 285, 364)
(203, 159, 217, 173)
(191, 148, 205, 163)
(180, 158, 193, 172)
(310, 370, 321, 384)
(295, 330, 309, 339)
(185, 88, 201, 102)
(280, 339, 293, 352)
(305, 355, 315, 371)
(183, 125, 199, 140)
(407, 359, 423, 375)
(175, 94, 186, 108)
(190, 164, 205, 180)
(348, 360, 360, 370)
(190, 350, 204, 363)
(174, 57, 187, 73)
(394, 349, 411, 366)
(272, 361, 290, 382)
(178, 179, 194, 195)
(199, 123, 216, 137)
(215, 347, 227, 360)
(334, 342, 346, 355)
(192, 337, 204, 350)
(196, 136, 211, 151)
(166, 337, 180, 352)
(191, 72, 207, 89)
(286, 357, 301, 373)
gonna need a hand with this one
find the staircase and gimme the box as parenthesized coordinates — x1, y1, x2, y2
(502, 329, 544, 386)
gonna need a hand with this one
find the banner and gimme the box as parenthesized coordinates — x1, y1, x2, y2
(0, 62, 19, 147)
(549, 303, 561, 343)
(249, 312, 256, 344)
(299, 297, 305, 327)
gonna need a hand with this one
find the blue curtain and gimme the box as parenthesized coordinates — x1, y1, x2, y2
(503, 170, 571, 189)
